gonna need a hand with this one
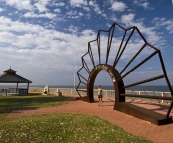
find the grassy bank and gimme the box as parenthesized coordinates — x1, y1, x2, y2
(0, 95, 67, 120)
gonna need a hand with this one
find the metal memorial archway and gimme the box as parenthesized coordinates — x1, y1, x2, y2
(76, 23, 173, 125)
(87, 64, 125, 103)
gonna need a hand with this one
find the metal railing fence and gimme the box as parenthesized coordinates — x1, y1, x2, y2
(29, 88, 172, 104)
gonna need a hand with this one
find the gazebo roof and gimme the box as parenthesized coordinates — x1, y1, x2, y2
(4, 69, 16, 73)
(0, 68, 32, 83)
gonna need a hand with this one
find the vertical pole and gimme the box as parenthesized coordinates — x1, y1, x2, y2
(74, 52, 76, 98)
(26, 82, 29, 95)
(74, 52, 76, 89)
(16, 83, 18, 93)
(161, 92, 164, 103)
(139, 91, 141, 101)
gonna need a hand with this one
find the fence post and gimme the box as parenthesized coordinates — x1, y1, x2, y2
(62, 89, 63, 95)
(139, 91, 141, 101)
(161, 92, 164, 103)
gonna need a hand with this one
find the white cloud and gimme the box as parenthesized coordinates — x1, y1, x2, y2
(70, 0, 88, 7)
(0, 8, 4, 12)
(110, 1, 127, 12)
(54, 2, 65, 7)
(163, 21, 173, 33)
(106, 23, 112, 28)
(110, 15, 117, 21)
(34, 2, 48, 12)
(0, 31, 17, 43)
(121, 13, 135, 25)
(54, 8, 61, 13)
(0, 0, 33, 11)
(83, 6, 90, 12)
(141, 2, 149, 8)
(68, 26, 79, 34)
(66, 10, 84, 19)
(79, 12, 83, 16)
(89, 1, 99, 12)
(89, 1, 107, 18)
(152, 18, 173, 34)
(0, 16, 96, 77)
(120, 14, 165, 48)
(66, 10, 78, 16)
(0, 0, 54, 13)
(81, 29, 95, 36)
(24, 12, 56, 19)
(133, 0, 153, 10)
(44, 23, 55, 29)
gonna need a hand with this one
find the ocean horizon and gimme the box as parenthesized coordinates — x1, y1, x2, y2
(0, 85, 173, 92)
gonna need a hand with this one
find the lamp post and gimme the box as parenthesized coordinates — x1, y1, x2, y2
(74, 52, 76, 89)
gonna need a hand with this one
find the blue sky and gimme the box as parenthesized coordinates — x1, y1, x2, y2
(0, 0, 173, 87)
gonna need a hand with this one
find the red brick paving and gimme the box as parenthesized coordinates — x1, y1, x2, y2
(7, 96, 173, 143)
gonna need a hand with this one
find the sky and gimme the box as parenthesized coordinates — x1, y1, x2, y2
(0, 0, 173, 87)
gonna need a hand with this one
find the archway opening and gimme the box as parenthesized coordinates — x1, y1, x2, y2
(94, 70, 116, 106)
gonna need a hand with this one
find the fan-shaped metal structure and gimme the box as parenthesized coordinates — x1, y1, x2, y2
(76, 23, 173, 125)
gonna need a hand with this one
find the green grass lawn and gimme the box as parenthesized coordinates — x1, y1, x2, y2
(0, 95, 153, 143)
(0, 94, 67, 120)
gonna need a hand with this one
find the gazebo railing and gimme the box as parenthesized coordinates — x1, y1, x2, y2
(8, 88, 28, 95)
(0, 88, 7, 96)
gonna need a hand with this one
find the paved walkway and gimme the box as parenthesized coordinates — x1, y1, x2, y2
(7, 97, 173, 143)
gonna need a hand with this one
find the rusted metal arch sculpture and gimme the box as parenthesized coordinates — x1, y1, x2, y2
(76, 23, 173, 125)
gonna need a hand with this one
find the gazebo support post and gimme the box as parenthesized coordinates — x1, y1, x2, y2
(16, 83, 18, 93)
(27, 83, 29, 95)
